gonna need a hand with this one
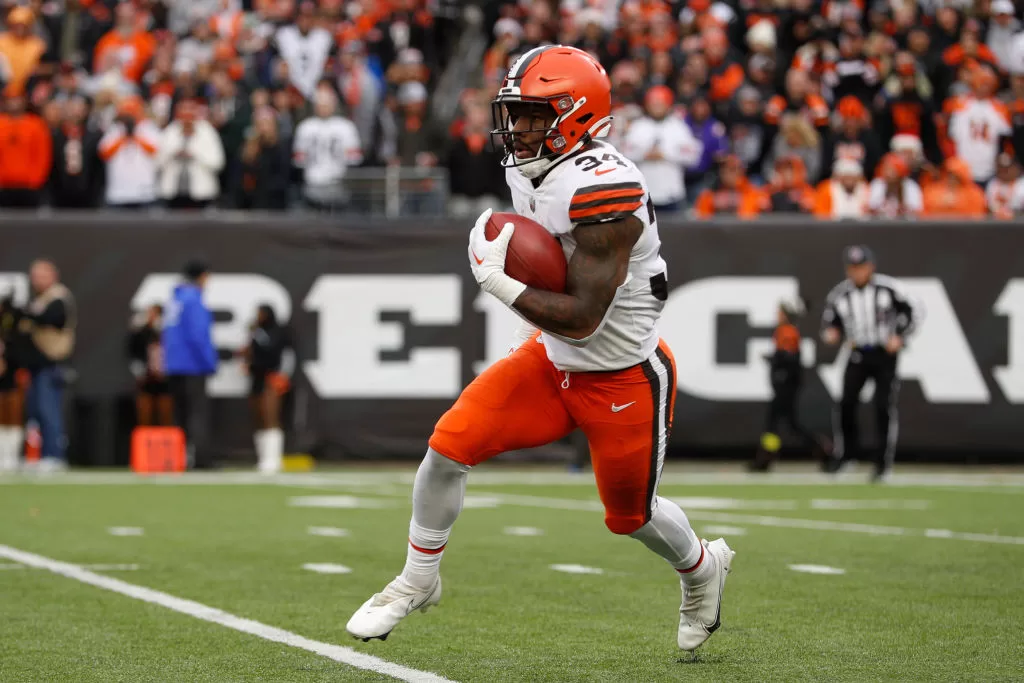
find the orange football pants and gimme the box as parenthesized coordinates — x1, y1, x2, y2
(429, 335, 677, 535)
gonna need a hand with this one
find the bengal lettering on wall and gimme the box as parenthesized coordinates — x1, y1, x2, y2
(1, 217, 1023, 461)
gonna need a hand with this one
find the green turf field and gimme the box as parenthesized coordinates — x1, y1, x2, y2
(1, 466, 1023, 682)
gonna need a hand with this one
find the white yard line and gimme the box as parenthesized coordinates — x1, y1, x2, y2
(0, 545, 454, 683)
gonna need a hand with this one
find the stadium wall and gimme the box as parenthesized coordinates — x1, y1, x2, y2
(2, 215, 1022, 465)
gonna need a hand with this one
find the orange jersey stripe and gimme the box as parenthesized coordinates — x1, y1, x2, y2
(569, 200, 644, 220)
(571, 187, 645, 206)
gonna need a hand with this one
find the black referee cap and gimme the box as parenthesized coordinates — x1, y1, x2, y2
(843, 245, 875, 266)
(183, 259, 210, 281)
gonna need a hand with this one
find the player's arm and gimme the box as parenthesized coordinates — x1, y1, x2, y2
(510, 216, 641, 342)
(820, 285, 846, 345)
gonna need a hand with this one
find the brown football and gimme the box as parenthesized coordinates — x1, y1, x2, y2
(484, 212, 568, 293)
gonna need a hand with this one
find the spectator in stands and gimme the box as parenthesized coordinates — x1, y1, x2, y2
(231, 107, 290, 211)
(0, 93, 52, 208)
(765, 69, 830, 148)
(157, 99, 226, 210)
(50, 95, 103, 209)
(813, 158, 869, 220)
(1006, 74, 1024, 162)
(824, 27, 879, 104)
(45, 0, 108, 69)
(704, 27, 744, 109)
(988, 0, 1019, 72)
(922, 157, 987, 218)
(0, 8, 46, 97)
(694, 155, 765, 219)
(875, 53, 941, 165)
(93, 2, 156, 85)
(484, 18, 523, 87)
(336, 41, 383, 162)
(763, 113, 823, 185)
(393, 80, 438, 167)
(946, 67, 1012, 186)
(444, 101, 507, 218)
(293, 87, 363, 212)
(766, 155, 815, 214)
(727, 85, 767, 178)
(624, 85, 702, 213)
(98, 96, 160, 209)
(986, 153, 1024, 219)
(868, 152, 923, 219)
(21, 259, 75, 473)
(683, 91, 727, 198)
(176, 16, 217, 71)
(824, 96, 882, 181)
(273, 1, 334, 101)
(208, 70, 251, 201)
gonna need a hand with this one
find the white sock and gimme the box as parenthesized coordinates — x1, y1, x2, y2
(0, 427, 12, 470)
(263, 428, 283, 474)
(399, 448, 469, 590)
(254, 430, 268, 471)
(630, 497, 714, 585)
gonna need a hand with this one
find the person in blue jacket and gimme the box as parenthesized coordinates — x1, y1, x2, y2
(162, 259, 218, 469)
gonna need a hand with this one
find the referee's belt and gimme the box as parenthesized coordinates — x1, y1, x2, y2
(853, 345, 881, 352)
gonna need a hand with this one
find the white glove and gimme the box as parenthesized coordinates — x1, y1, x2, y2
(468, 208, 527, 307)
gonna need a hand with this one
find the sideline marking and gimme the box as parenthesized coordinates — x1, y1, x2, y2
(0, 544, 454, 683)
(550, 564, 604, 575)
(307, 527, 350, 538)
(303, 563, 352, 575)
(108, 527, 145, 536)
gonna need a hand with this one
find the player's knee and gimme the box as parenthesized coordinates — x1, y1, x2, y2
(605, 513, 646, 535)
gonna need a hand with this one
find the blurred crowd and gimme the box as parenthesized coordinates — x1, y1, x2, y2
(1, 0, 1024, 218)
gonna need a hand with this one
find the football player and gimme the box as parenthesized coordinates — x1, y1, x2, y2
(347, 46, 735, 652)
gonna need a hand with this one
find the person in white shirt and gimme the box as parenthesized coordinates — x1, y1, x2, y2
(947, 67, 1012, 184)
(622, 85, 703, 212)
(988, 0, 1021, 71)
(156, 99, 226, 209)
(986, 152, 1024, 218)
(814, 158, 869, 220)
(868, 153, 923, 218)
(273, 1, 333, 100)
(293, 87, 363, 212)
(98, 97, 161, 209)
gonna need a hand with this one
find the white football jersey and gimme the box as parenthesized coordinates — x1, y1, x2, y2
(506, 140, 668, 373)
(948, 97, 1012, 182)
(293, 115, 363, 186)
(275, 26, 333, 99)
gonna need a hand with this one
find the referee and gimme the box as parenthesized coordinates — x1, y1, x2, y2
(821, 245, 919, 482)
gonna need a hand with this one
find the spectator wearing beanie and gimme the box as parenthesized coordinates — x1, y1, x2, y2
(624, 85, 702, 212)
(985, 153, 1024, 219)
(0, 7, 46, 97)
(988, 0, 1020, 71)
(157, 99, 226, 210)
(868, 152, 924, 218)
(694, 155, 766, 219)
(823, 96, 882, 181)
(813, 158, 869, 219)
(923, 157, 987, 217)
(98, 96, 161, 209)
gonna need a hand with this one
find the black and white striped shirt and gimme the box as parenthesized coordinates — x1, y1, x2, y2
(821, 274, 918, 349)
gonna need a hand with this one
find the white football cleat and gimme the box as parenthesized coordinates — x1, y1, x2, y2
(677, 538, 735, 652)
(346, 575, 441, 641)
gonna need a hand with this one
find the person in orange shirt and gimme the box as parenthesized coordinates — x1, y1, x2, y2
(812, 159, 870, 219)
(0, 94, 53, 208)
(0, 7, 46, 97)
(93, 2, 156, 84)
(922, 157, 987, 218)
(693, 155, 766, 219)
